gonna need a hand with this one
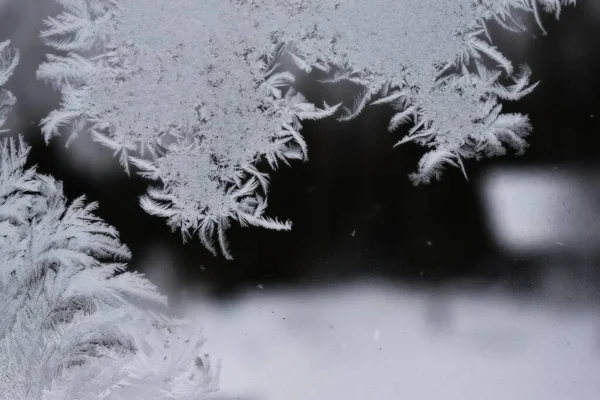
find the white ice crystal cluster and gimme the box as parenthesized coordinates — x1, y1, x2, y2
(38, 0, 341, 259)
(0, 41, 219, 400)
(38, 0, 576, 257)
(267, 0, 577, 184)
(0, 138, 219, 400)
(0, 40, 18, 133)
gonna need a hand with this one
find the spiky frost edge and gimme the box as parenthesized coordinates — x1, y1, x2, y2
(37, 3, 342, 259)
(133, 66, 341, 260)
(131, 44, 339, 260)
(394, 65, 536, 185)
(0, 40, 19, 133)
(282, 0, 574, 184)
(2, 31, 218, 396)
(0, 137, 219, 399)
(395, 0, 571, 184)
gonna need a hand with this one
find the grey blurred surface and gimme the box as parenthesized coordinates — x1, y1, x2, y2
(180, 281, 600, 400)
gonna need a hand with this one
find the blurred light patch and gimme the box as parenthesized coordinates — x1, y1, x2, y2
(182, 281, 600, 400)
(478, 165, 600, 255)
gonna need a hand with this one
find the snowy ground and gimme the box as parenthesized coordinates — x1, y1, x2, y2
(177, 281, 600, 400)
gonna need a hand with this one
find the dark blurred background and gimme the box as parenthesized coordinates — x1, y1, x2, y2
(3, 1, 600, 301)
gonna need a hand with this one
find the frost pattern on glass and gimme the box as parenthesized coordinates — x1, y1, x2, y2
(38, 1, 575, 257)
(261, 0, 575, 184)
(0, 51, 219, 397)
(38, 0, 340, 259)
(0, 138, 219, 399)
(0, 40, 18, 133)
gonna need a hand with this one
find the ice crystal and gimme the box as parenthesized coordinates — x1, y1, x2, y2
(38, 0, 576, 257)
(0, 137, 219, 399)
(38, 0, 339, 258)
